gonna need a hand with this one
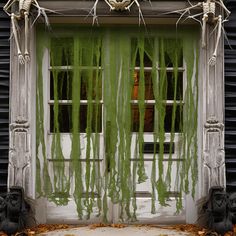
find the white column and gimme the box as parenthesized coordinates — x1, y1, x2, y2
(201, 22, 225, 198)
(8, 24, 36, 199)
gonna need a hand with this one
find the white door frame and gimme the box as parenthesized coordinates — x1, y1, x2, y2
(8, 3, 225, 224)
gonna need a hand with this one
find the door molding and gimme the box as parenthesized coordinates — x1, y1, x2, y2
(8, 9, 225, 224)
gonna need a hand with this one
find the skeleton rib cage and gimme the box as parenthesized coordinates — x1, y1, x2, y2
(19, 0, 33, 15)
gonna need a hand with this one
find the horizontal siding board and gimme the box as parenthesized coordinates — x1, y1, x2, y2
(0, 0, 9, 193)
(225, 0, 236, 192)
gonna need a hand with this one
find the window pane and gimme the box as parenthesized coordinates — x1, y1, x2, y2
(166, 72, 183, 100)
(50, 38, 74, 66)
(50, 105, 72, 133)
(132, 38, 154, 67)
(50, 71, 72, 100)
(79, 104, 102, 133)
(132, 71, 154, 100)
(159, 39, 183, 67)
(80, 38, 101, 66)
(132, 105, 154, 132)
(80, 70, 102, 100)
(50, 104, 102, 133)
(50, 70, 102, 100)
(164, 105, 182, 132)
(131, 104, 182, 133)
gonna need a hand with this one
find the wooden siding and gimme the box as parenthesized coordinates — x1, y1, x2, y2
(0, 1, 9, 193)
(225, 0, 236, 192)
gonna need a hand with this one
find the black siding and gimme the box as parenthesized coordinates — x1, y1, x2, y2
(0, 1, 9, 193)
(225, 0, 236, 192)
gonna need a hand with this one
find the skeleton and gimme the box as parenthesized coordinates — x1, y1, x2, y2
(4, 0, 49, 64)
(104, 0, 139, 11)
(90, 0, 144, 25)
(4, 0, 230, 65)
(172, 0, 230, 66)
(90, 0, 229, 64)
(201, 0, 228, 66)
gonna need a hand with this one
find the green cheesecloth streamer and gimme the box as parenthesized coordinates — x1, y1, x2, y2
(36, 26, 199, 221)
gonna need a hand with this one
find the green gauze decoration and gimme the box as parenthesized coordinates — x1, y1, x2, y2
(36, 26, 199, 221)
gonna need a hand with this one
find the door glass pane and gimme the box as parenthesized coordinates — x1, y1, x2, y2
(166, 72, 183, 100)
(80, 70, 102, 100)
(50, 70, 102, 100)
(132, 71, 154, 100)
(50, 71, 72, 100)
(132, 38, 154, 67)
(50, 104, 102, 133)
(131, 104, 154, 132)
(164, 105, 182, 132)
(50, 38, 74, 66)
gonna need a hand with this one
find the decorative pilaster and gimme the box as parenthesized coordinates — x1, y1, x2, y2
(202, 117, 225, 196)
(8, 120, 31, 195)
(8, 24, 35, 199)
(201, 19, 225, 197)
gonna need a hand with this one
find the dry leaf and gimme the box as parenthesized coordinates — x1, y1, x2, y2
(0, 232, 7, 236)
(111, 224, 126, 228)
(198, 230, 205, 235)
(224, 232, 233, 236)
(89, 223, 107, 229)
(233, 225, 236, 233)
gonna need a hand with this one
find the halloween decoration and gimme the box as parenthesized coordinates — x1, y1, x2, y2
(0, 187, 30, 235)
(3, 0, 49, 64)
(228, 192, 236, 224)
(171, 0, 230, 66)
(36, 27, 198, 221)
(90, 0, 144, 24)
(104, 0, 136, 11)
(0, 197, 6, 230)
(4, 0, 230, 65)
(203, 187, 233, 235)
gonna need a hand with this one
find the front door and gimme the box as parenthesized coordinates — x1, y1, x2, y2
(36, 26, 198, 223)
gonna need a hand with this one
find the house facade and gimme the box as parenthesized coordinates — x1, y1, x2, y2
(0, 0, 233, 224)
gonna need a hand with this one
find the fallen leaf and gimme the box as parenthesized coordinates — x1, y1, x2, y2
(198, 231, 205, 235)
(0, 232, 7, 236)
(89, 223, 107, 229)
(224, 232, 233, 236)
(233, 225, 236, 233)
(111, 224, 126, 228)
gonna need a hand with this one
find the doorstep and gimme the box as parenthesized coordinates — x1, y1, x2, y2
(37, 225, 194, 236)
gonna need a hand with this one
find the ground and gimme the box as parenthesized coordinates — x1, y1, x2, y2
(0, 224, 223, 236)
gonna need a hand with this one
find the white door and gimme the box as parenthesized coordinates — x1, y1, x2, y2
(36, 27, 198, 224)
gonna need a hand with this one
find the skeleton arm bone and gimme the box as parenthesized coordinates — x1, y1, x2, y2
(11, 13, 25, 64)
(104, 0, 116, 10)
(125, 0, 136, 11)
(202, 13, 208, 48)
(125, 0, 145, 25)
(216, 0, 231, 17)
(24, 11, 30, 62)
(3, 0, 16, 16)
(209, 15, 222, 66)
